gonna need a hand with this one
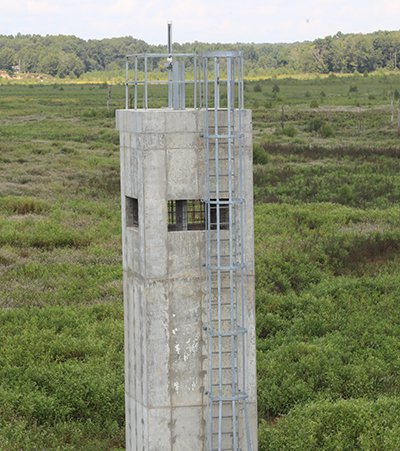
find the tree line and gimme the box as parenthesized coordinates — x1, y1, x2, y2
(1, 30, 400, 77)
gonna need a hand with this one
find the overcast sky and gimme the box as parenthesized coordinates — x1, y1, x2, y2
(1, 0, 400, 44)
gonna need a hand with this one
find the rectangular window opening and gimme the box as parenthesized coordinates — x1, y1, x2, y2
(126, 196, 138, 228)
(168, 200, 205, 231)
(209, 199, 230, 230)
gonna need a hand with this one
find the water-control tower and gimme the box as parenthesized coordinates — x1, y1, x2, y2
(116, 26, 257, 450)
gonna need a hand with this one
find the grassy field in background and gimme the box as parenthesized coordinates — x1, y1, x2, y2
(1, 74, 400, 449)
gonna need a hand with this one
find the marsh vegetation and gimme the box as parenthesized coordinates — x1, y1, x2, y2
(1, 74, 400, 449)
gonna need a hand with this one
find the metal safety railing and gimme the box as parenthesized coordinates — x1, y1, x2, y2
(124, 18, 198, 109)
(124, 52, 199, 110)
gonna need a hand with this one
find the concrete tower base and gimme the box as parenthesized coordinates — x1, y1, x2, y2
(117, 108, 257, 451)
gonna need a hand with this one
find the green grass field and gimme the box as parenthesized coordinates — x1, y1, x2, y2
(1, 74, 400, 449)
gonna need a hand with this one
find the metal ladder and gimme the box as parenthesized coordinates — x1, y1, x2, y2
(203, 52, 252, 451)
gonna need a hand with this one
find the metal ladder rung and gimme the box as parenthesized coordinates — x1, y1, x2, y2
(209, 238, 235, 242)
(209, 328, 247, 338)
(208, 157, 232, 161)
(212, 417, 238, 421)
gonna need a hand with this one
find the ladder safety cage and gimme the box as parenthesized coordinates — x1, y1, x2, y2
(202, 51, 253, 451)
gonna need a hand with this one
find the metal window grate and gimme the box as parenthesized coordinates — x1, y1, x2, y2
(209, 199, 229, 230)
(187, 199, 206, 230)
(168, 199, 206, 231)
(126, 196, 138, 228)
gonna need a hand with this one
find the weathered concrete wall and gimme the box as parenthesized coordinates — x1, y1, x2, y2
(117, 108, 257, 451)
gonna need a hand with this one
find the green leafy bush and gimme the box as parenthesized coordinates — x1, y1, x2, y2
(259, 397, 400, 450)
(0, 305, 125, 449)
(307, 117, 323, 132)
(253, 144, 269, 165)
(320, 123, 334, 138)
(282, 125, 297, 137)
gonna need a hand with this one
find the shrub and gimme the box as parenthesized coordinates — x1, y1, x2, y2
(349, 85, 358, 93)
(254, 83, 262, 93)
(282, 125, 297, 137)
(309, 99, 319, 108)
(253, 144, 269, 165)
(320, 123, 334, 138)
(259, 397, 400, 451)
(307, 117, 323, 132)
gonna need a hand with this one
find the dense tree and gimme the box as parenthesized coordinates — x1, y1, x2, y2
(0, 47, 16, 71)
(1, 30, 400, 77)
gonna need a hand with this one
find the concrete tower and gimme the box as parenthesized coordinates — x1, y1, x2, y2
(117, 49, 257, 451)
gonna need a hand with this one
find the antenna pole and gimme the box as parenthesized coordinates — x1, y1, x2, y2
(167, 21, 173, 107)
(168, 21, 173, 59)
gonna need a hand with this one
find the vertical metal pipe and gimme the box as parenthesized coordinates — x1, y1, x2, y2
(179, 61, 185, 109)
(237, 55, 250, 451)
(241, 56, 245, 110)
(168, 63, 172, 108)
(167, 22, 173, 108)
(168, 21, 173, 58)
(203, 57, 213, 451)
(199, 58, 203, 109)
(194, 55, 197, 109)
(215, 58, 220, 110)
(227, 56, 238, 451)
(144, 55, 148, 109)
(134, 56, 138, 110)
(213, 56, 223, 451)
(125, 57, 129, 109)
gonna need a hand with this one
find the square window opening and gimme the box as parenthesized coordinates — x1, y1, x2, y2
(168, 200, 206, 231)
